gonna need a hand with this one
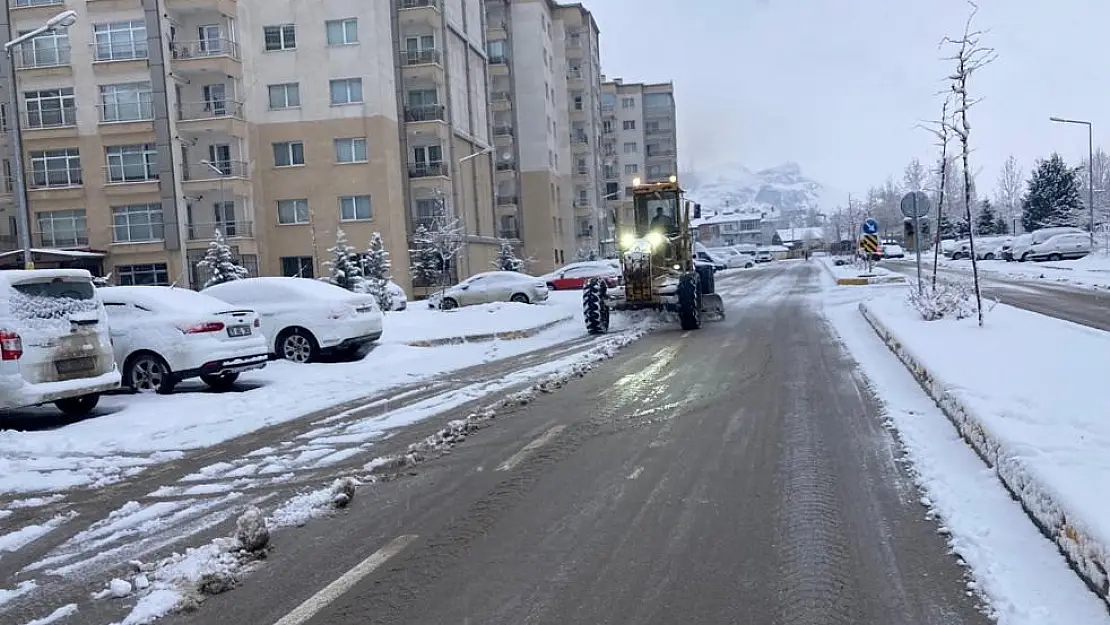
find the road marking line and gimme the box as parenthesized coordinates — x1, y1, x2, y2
(271, 534, 418, 625)
(496, 425, 566, 471)
(628, 466, 643, 480)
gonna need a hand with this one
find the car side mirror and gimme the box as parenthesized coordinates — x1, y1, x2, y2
(460, 285, 470, 290)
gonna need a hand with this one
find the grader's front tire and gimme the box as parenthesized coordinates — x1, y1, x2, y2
(678, 272, 702, 331)
(583, 278, 610, 335)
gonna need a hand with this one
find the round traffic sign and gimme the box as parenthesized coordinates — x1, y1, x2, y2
(900, 191, 931, 219)
(862, 218, 878, 235)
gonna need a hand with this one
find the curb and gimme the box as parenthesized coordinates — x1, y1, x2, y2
(403, 315, 574, 347)
(836, 275, 907, 286)
(858, 301, 1110, 605)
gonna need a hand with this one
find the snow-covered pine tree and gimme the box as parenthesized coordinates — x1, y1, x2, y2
(993, 214, 1009, 235)
(975, 198, 998, 235)
(409, 224, 441, 288)
(324, 227, 365, 291)
(363, 231, 393, 311)
(1022, 153, 1084, 231)
(197, 230, 249, 288)
(492, 239, 524, 272)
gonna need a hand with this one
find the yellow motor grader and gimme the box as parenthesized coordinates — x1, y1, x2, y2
(583, 177, 724, 334)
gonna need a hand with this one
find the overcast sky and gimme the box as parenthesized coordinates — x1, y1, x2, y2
(587, 0, 1107, 201)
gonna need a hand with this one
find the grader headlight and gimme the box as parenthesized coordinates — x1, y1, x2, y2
(619, 232, 637, 249)
(645, 231, 665, 248)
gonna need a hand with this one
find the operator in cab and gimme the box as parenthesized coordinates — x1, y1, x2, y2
(650, 206, 678, 236)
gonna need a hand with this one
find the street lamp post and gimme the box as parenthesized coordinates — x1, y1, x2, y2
(200, 159, 226, 239)
(457, 145, 493, 277)
(1050, 116, 1095, 246)
(4, 10, 78, 270)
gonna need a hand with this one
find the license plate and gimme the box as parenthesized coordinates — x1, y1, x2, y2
(56, 357, 95, 375)
(226, 325, 251, 338)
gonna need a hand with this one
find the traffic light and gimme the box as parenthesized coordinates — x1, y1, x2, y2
(693, 203, 702, 219)
(903, 218, 914, 239)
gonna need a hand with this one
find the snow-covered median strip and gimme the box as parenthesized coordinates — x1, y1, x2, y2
(859, 294, 1110, 608)
(824, 292, 1110, 625)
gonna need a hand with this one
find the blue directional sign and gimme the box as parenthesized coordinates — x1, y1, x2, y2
(862, 218, 879, 235)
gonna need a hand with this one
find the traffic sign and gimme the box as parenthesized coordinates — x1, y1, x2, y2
(862, 218, 878, 235)
(859, 233, 881, 255)
(900, 191, 931, 219)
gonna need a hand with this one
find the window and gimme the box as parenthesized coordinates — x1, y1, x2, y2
(602, 120, 613, 133)
(272, 141, 304, 167)
(24, 88, 75, 128)
(30, 148, 81, 188)
(277, 199, 309, 225)
(37, 209, 86, 247)
(93, 20, 147, 61)
(112, 203, 164, 242)
(605, 182, 620, 197)
(601, 93, 617, 110)
(339, 195, 371, 221)
(487, 39, 507, 63)
(573, 94, 583, 111)
(326, 18, 358, 45)
(99, 82, 153, 122)
(263, 24, 296, 51)
(645, 120, 660, 134)
(17, 30, 69, 68)
(621, 97, 635, 109)
(623, 142, 638, 154)
(334, 137, 367, 163)
(329, 78, 363, 105)
(624, 186, 633, 198)
(407, 89, 438, 107)
(281, 257, 314, 278)
(625, 164, 639, 174)
(267, 83, 300, 110)
(412, 145, 442, 165)
(623, 120, 636, 130)
(117, 264, 169, 286)
(106, 144, 158, 183)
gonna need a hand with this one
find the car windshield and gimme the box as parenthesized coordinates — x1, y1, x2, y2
(8, 277, 97, 321)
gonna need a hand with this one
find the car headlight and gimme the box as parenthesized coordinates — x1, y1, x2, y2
(645, 231, 664, 248)
(619, 232, 636, 249)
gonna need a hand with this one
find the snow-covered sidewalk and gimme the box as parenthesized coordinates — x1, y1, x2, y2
(818, 255, 901, 284)
(386, 299, 572, 345)
(899, 253, 1110, 291)
(860, 293, 1110, 606)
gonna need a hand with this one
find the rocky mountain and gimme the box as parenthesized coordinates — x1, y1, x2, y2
(682, 162, 840, 227)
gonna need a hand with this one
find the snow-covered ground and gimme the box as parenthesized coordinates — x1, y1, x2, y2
(892, 252, 1110, 290)
(821, 279, 1110, 624)
(0, 293, 611, 497)
(818, 255, 896, 281)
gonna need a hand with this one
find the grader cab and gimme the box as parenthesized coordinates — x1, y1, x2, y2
(582, 177, 724, 335)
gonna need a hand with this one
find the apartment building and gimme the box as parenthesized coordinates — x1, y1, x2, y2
(485, 0, 600, 274)
(0, 0, 498, 290)
(600, 77, 679, 253)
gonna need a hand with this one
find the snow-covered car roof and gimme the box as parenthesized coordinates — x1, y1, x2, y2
(205, 277, 365, 301)
(0, 268, 93, 290)
(465, 271, 537, 282)
(98, 285, 237, 314)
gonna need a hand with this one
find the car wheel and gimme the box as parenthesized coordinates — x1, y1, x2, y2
(546, 282, 557, 291)
(200, 372, 240, 392)
(126, 353, 176, 394)
(510, 293, 530, 304)
(1020, 252, 1030, 262)
(1049, 253, 1063, 262)
(278, 328, 318, 364)
(984, 253, 995, 260)
(54, 393, 99, 417)
(440, 297, 459, 310)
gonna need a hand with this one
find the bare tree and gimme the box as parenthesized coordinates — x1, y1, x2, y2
(903, 158, 927, 192)
(994, 154, 1023, 234)
(916, 96, 952, 287)
(943, 0, 996, 327)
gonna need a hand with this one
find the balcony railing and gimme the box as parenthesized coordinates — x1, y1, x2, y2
(400, 0, 439, 9)
(488, 55, 509, 65)
(490, 91, 511, 103)
(499, 228, 519, 239)
(401, 49, 441, 65)
(570, 133, 589, 145)
(408, 162, 446, 178)
(14, 46, 70, 69)
(102, 165, 158, 185)
(178, 100, 244, 121)
(29, 169, 83, 189)
(567, 69, 582, 80)
(13, 0, 64, 7)
(495, 162, 515, 172)
(493, 125, 514, 137)
(645, 127, 673, 136)
(24, 106, 77, 130)
(187, 220, 253, 241)
(97, 101, 155, 124)
(36, 233, 88, 248)
(183, 160, 249, 180)
(91, 42, 149, 63)
(170, 39, 241, 61)
(646, 150, 676, 158)
(496, 195, 518, 206)
(575, 167, 590, 175)
(404, 104, 445, 122)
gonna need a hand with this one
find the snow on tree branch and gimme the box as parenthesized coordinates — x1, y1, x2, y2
(197, 230, 249, 289)
(324, 227, 365, 292)
(362, 232, 393, 311)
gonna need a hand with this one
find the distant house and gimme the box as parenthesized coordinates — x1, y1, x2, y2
(693, 212, 765, 247)
(774, 227, 826, 250)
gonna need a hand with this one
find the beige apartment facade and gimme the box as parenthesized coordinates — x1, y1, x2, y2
(486, 0, 600, 274)
(600, 78, 679, 253)
(0, 0, 504, 292)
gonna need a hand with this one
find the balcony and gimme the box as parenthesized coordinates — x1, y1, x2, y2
(567, 69, 584, 85)
(495, 161, 516, 173)
(90, 42, 149, 67)
(488, 19, 507, 39)
(404, 104, 445, 123)
(498, 229, 519, 239)
(13, 45, 70, 73)
(102, 166, 159, 197)
(488, 55, 509, 73)
(645, 127, 674, 136)
(22, 106, 77, 140)
(96, 102, 155, 136)
(35, 232, 88, 249)
(646, 150, 676, 159)
(163, 0, 237, 15)
(187, 220, 253, 242)
(176, 100, 247, 136)
(182, 159, 248, 182)
(493, 124, 514, 137)
(170, 39, 242, 77)
(490, 91, 512, 111)
(574, 167, 590, 176)
(27, 169, 84, 202)
(10, 0, 67, 22)
(401, 49, 441, 66)
(496, 195, 518, 206)
(408, 162, 447, 178)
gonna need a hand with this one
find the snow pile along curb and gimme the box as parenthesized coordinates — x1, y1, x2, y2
(858, 301, 1110, 605)
(403, 315, 573, 347)
(837, 275, 907, 286)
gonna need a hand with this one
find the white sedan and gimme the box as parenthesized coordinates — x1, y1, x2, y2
(99, 286, 269, 394)
(428, 271, 549, 310)
(203, 277, 383, 363)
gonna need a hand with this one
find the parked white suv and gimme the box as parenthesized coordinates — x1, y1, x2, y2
(1028, 232, 1092, 262)
(0, 269, 120, 416)
(99, 286, 270, 393)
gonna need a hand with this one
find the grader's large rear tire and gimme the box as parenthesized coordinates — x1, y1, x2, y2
(678, 272, 702, 331)
(583, 278, 610, 335)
